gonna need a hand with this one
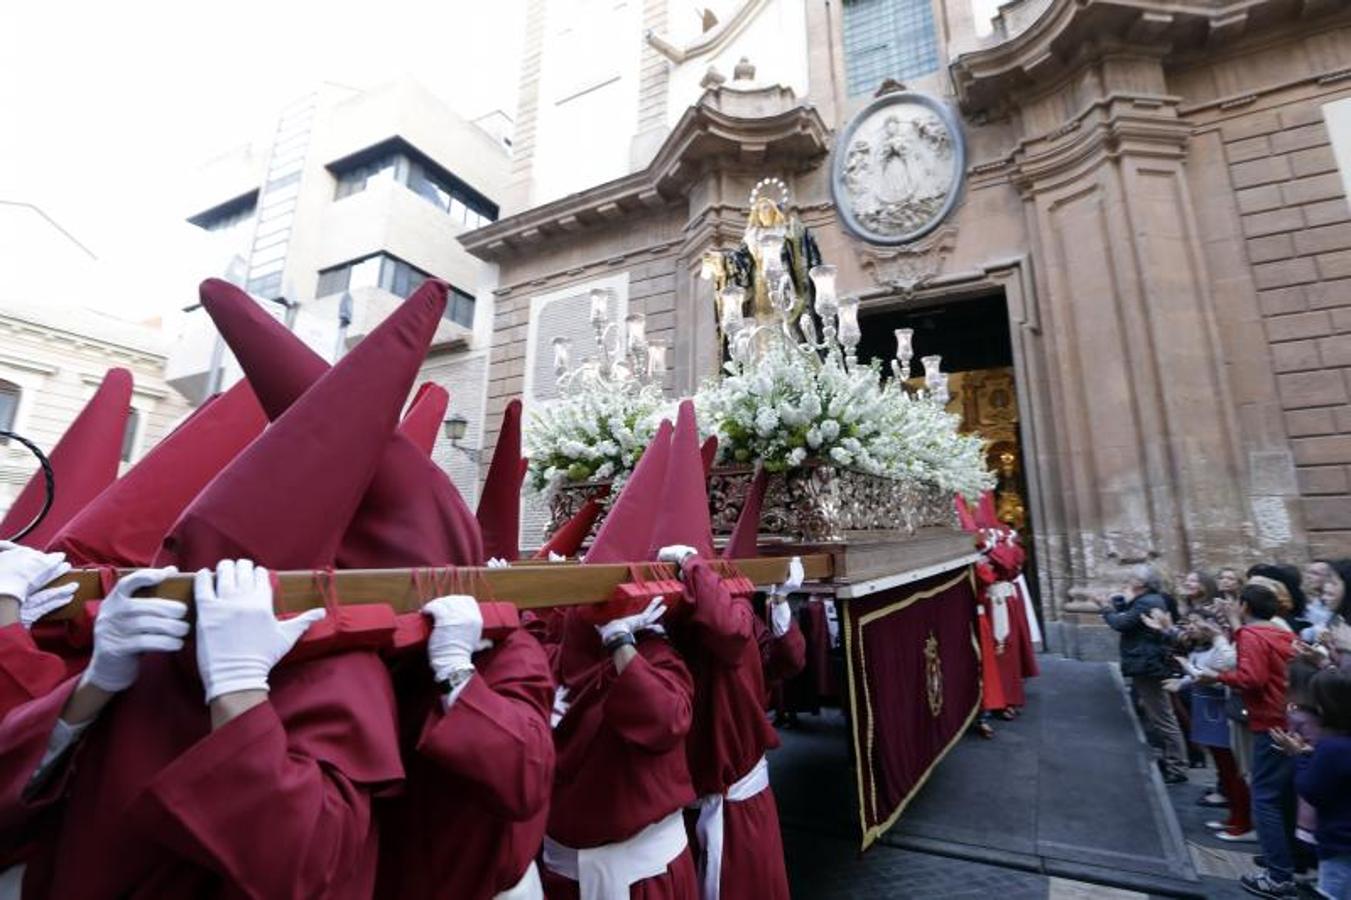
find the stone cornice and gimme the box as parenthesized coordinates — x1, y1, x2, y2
(1010, 110, 1192, 194)
(491, 238, 685, 298)
(952, 0, 1311, 116)
(461, 88, 831, 263)
(0, 315, 167, 367)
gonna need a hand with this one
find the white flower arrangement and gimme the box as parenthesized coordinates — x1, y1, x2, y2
(524, 382, 670, 493)
(523, 339, 993, 503)
(694, 341, 995, 500)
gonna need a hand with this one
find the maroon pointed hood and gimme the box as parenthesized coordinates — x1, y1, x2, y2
(955, 495, 978, 532)
(646, 400, 714, 559)
(399, 382, 449, 457)
(198, 278, 327, 419)
(157, 286, 445, 569)
(535, 491, 608, 559)
(200, 277, 483, 567)
(700, 435, 718, 475)
(477, 398, 523, 561)
(1, 368, 132, 547)
(583, 419, 673, 564)
(722, 465, 768, 559)
(49, 380, 267, 565)
(975, 491, 1000, 529)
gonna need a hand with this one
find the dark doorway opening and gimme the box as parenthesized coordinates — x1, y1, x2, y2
(857, 292, 1014, 372)
(858, 291, 1042, 626)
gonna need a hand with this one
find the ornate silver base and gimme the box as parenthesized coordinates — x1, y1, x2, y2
(545, 465, 957, 545)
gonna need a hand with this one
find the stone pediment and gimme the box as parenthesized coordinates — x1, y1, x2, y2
(459, 86, 831, 262)
(952, 0, 1342, 116)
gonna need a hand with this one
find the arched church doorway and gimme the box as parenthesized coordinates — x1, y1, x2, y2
(858, 291, 1043, 628)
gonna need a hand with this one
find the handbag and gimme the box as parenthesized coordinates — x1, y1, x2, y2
(1192, 683, 1231, 746)
(1223, 686, 1249, 725)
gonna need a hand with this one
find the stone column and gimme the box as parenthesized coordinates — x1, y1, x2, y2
(1012, 53, 1254, 632)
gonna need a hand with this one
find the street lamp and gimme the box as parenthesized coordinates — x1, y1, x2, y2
(442, 413, 481, 462)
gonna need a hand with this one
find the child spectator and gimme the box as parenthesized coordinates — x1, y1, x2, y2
(1275, 669, 1351, 900)
(1167, 617, 1252, 839)
(1287, 658, 1324, 874)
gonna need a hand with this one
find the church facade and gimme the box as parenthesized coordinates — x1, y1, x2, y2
(462, 0, 1351, 654)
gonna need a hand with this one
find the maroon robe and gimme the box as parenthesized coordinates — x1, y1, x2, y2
(0, 624, 72, 874)
(0, 626, 67, 719)
(543, 614, 698, 900)
(0, 650, 401, 899)
(671, 558, 797, 900)
(755, 606, 806, 704)
(378, 628, 555, 900)
(778, 599, 835, 716)
(994, 584, 1038, 708)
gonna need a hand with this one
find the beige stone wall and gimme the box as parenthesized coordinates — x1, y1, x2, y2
(0, 307, 192, 519)
(1167, 25, 1351, 559)
(1215, 98, 1351, 557)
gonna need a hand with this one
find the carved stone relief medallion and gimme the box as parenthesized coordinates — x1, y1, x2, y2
(831, 91, 966, 246)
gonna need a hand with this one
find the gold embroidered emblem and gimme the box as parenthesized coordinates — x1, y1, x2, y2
(924, 631, 943, 717)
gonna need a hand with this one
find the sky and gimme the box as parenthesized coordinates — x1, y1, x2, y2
(0, 0, 526, 322)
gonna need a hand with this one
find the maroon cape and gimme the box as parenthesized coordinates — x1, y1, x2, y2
(377, 628, 555, 900)
(544, 614, 698, 899)
(0, 625, 66, 721)
(0, 651, 401, 899)
(670, 558, 801, 900)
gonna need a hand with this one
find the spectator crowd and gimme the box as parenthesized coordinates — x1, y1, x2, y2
(1099, 560, 1351, 900)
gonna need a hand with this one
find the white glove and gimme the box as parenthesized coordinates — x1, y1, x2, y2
(486, 557, 510, 569)
(194, 559, 326, 703)
(597, 596, 667, 646)
(657, 545, 698, 578)
(424, 595, 484, 682)
(82, 567, 190, 693)
(772, 556, 804, 597)
(21, 582, 78, 630)
(0, 542, 69, 606)
(548, 551, 566, 563)
(769, 596, 793, 638)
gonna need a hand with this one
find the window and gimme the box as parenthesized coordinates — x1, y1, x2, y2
(121, 408, 140, 463)
(0, 380, 19, 437)
(247, 272, 283, 299)
(316, 253, 433, 300)
(842, 0, 940, 96)
(446, 287, 476, 328)
(317, 254, 475, 323)
(328, 138, 498, 224)
(188, 192, 258, 232)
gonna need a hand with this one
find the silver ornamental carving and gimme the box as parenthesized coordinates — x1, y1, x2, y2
(545, 465, 958, 545)
(831, 91, 966, 246)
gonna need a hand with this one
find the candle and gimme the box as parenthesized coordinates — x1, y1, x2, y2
(648, 340, 667, 380)
(837, 295, 861, 348)
(625, 312, 647, 348)
(589, 288, 607, 325)
(720, 286, 746, 332)
(894, 327, 914, 362)
(552, 336, 572, 374)
(810, 264, 838, 319)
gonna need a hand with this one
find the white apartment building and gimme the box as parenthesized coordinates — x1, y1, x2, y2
(168, 79, 512, 503)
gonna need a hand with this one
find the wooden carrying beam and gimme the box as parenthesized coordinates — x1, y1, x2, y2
(45, 554, 835, 618)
